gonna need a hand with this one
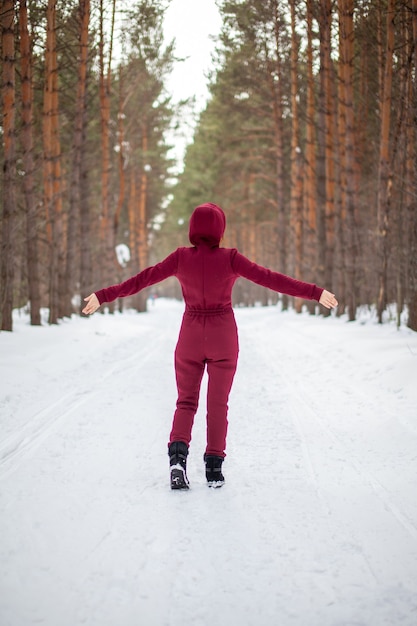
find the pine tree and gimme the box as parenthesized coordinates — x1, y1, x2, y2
(1, 0, 17, 331)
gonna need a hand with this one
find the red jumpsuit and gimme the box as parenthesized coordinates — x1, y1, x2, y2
(95, 203, 324, 458)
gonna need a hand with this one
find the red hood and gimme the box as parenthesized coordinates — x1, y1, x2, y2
(188, 203, 226, 247)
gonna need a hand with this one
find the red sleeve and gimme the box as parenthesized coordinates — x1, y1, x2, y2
(95, 250, 179, 305)
(231, 250, 323, 302)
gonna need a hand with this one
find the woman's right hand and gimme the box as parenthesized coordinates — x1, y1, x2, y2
(82, 293, 100, 315)
(319, 290, 338, 309)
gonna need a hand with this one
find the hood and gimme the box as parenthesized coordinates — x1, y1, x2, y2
(188, 203, 226, 247)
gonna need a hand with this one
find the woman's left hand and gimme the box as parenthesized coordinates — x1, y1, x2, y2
(82, 293, 100, 315)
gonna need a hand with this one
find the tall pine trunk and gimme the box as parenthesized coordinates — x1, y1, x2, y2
(289, 0, 304, 313)
(43, 0, 64, 324)
(335, 0, 347, 315)
(393, 3, 413, 327)
(407, 0, 417, 331)
(1, 0, 16, 331)
(305, 0, 317, 315)
(98, 0, 116, 305)
(127, 167, 137, 310)
(305, 0, 317, 240)
(321, 0, 335, 304)
(338, 0, 357, 320)
(19, 0, 41, 326)
(376, 0, 395, 323)
(316, 1, 328, 293)
(79, 100, 92, 315)
(135, 128, 149, 312)
(66, 0, 90, 316)
(113, 65, 126, 237)
(270, 0, 288, 309)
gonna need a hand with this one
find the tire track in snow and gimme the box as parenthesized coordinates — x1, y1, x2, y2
(0, 389, 99, 477)
(242, 307, 417, 543)
(268, 317, 417, 542)
(281, 378, 417, 593)
(236, 317, 416, 611)
(0, 330, 168, 479)
(236, 307, 417, 595)
(277, 314, 417, 438)
(232, 313, 384, 614)
(284, 379, 417, 541)
(255, 315, 417, 542)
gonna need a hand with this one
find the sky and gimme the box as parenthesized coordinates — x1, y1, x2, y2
(163, 0, 222, 108)
(162, 0, 222, 168)
(111, 0, 222, 171)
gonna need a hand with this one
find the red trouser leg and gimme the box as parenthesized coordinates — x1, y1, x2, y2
(169, 352, 205, 447)
(205, 357, 237, 457)
(169, 315, 205, 447)
(169, 311, 238, 457)
(204, 312, 238, 457)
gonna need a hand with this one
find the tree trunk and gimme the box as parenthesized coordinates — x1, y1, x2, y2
(407, 0, 417, 331)
(316, 1, 328, 295)
(114, 64, 126, 237)
(269, 0, 288, 310)
(43, 0, 64, 324)
(321, 0, 335, 307)
(338, 0, 357, 321)
(98, 0, 116, 303)
(305, 0, 317, 253)
(335, 0, 347, 315)
(289, 0, 304, 313)
(376, 0, 395, 323)
(135, 128, 149, 312)
(393, 3, 412, 327)
(19, 0, 41, 326)
(1, 0, 16, 331)
(65, 0, 90, 317)
(127, 167, 138, 310)
(79, 99, 92, 315)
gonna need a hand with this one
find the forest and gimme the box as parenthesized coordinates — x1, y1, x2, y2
(1, 0, 417, 332)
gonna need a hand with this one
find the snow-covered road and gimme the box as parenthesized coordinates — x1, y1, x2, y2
(1, 299, 416, 626)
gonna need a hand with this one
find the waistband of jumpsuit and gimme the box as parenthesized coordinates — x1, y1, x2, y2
(185, 306, 233, 316)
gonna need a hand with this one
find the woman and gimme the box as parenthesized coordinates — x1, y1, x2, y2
(83, 203, 338, 489)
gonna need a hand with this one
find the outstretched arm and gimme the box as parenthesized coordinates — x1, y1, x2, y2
(232, 250, 335, 305)
(319, 289, 338, 309)
(81, 250, 179, 315)
(82, 293, 100, 315)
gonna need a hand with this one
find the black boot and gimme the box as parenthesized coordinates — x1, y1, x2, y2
(204, 454, 225, 488)
(168, 441, 190, 490)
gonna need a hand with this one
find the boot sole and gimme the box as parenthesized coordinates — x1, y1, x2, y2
(207, 480, 225, 489)
(170, 467, 190, 490)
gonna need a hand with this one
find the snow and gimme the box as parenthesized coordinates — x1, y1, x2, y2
(1, 298, 417, 626)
